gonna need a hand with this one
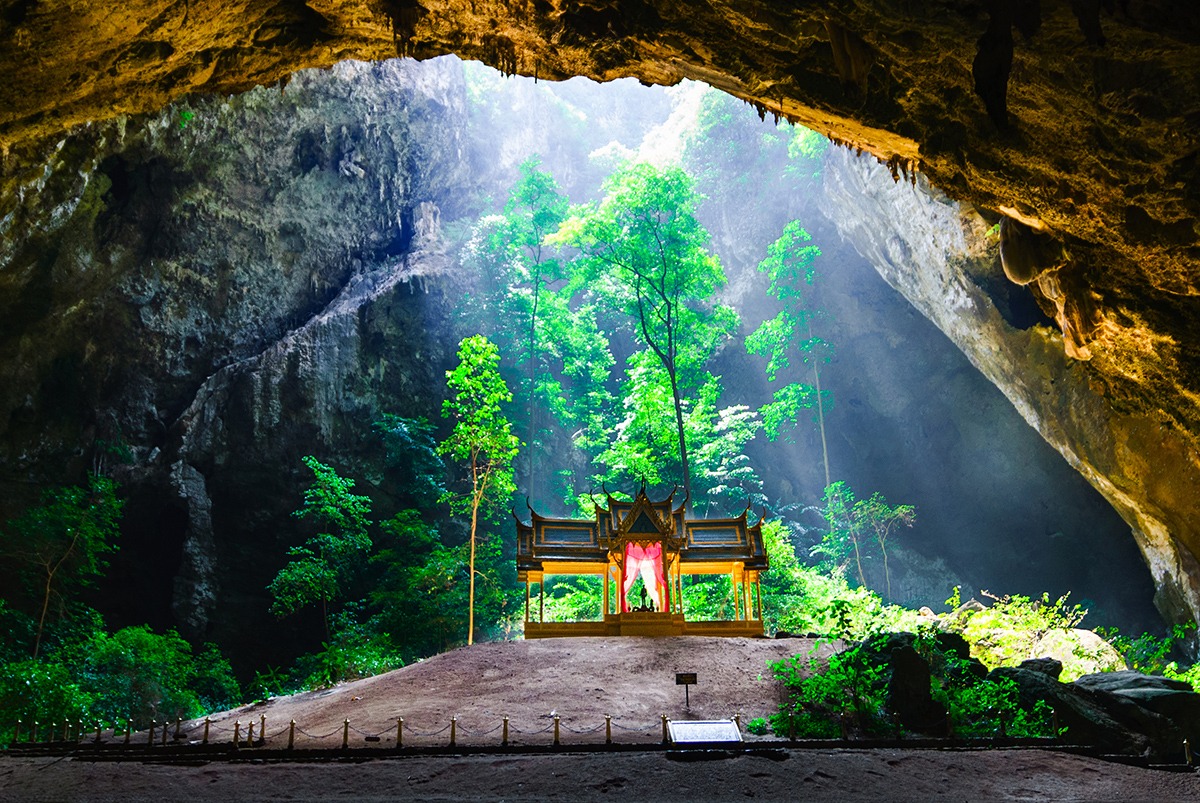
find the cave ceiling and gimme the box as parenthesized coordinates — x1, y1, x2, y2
(2, 1, 1198, 416)
(1, 1, 1200, 622)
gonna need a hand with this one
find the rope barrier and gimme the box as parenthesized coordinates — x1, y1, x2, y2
(507, 722, 555, 735)
(559, 721, 606, 734)
(6, 711, 703, 750)
(294, 725, 346, 740)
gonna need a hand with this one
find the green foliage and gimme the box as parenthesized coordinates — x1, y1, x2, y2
(437, 335, 519, 645)
(0, 659, 93, 744)
(551, 162, 737, 497)
(268, 457, 373, 635)
(1164, 661, 1200, 693)
(746, 716, 770, 736)
(369, 509, 473, 658)
(944, 591, 1098, 680)
(769, 644, 888, 738)
(249, 665, 289, 704)
(938, 675, 1055, 738)
(0, 620, 241, 741)
(769, 635, 1055, 741)
(83, 626, 211, 727)
(436, 335, 520, 519)
(538, 576, 605, 622)
(813, 482, 915, 599)
(373, 415, 445, 508)
(1096, 623, 1195, 674)
(4, 474, 123, 658)
(746, 222, 831, 447)
(760, 519, 922, 639)
(292, 607, 404, 690)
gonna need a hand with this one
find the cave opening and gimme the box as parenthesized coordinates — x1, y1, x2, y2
(0, 54, 1176, 704)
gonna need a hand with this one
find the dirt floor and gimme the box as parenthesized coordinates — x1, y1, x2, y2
(3, 637, 1200, 801)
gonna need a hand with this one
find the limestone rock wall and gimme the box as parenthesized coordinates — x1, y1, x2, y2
(822, 148, 1200, 630)
(0, 57, 473, 656)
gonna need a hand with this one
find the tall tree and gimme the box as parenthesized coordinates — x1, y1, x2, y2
(814, 481, 915, 599)
(746, 220, 833, 487)
(552, 163, 736, 502)
(436, 335, 519, 645)
(460, 158, 568, 494)
(854, 492, 916, 600)
(5, 474, 123, 658)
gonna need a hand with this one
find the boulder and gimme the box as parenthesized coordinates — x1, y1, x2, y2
(992, 666, 1200, 760)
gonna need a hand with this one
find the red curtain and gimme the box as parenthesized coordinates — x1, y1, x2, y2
(620, 542, 668, 612)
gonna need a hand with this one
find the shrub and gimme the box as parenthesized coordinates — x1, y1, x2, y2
(0, 659, 93, 745)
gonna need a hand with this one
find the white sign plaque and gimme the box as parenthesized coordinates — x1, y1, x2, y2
(667, 719, 743, 744)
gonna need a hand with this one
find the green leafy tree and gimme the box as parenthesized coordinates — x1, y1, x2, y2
(814, 481, 868, 585)
(460, 159, 570, 491)
(854, 492, 916, 599)
(552, 162, 737, 502)
(370, 509, 467, 658)
(814, 481, 915, 599)
(267, 456, 372, 638)
(746, 221, 832, 486)
(590, 352, 763, 516)
(373, 415, 445, 509)
(436, 335, 519, 646)
(4, 474, 123, 658)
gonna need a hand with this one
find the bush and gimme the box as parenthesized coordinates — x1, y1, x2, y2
(768, 633, 1058, 741)
(0, 659, 93, 745)
(83, 626, 206, 727)
(769, 643, 887, 738)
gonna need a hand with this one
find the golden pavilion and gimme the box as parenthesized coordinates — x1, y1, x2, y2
(515, 487, 769, 637)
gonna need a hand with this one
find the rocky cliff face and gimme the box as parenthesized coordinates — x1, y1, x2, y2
(0, 57, 475, 658)
(820, 149, 1200, 628)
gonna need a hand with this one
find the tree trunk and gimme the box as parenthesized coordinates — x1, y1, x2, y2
(526, 266, 541, 493)
(881, 541, 891, 600)
(666, 365, 691, 504)
(468, 459, 479, 646)
(852, 536, 866, 588)
(33, 570, 54, 659)
(808, 321, 831, 489)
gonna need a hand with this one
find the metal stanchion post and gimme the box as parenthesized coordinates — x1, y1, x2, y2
(51, 722, 58, 743)
(342, 719, 349, 750)
(148, 721, 156, 748)
(94, 723, 102, 743)
(449, 716, 457, 748)
(661, 714, 669, 745)
(1185, 738, 1194, 767)
(124, 719, 131, 745)
(161, 721, 168, 746)
(30, 721, 37, 744)
(233, 721, 240, 750)
(203, 718, 210, 745)
(553, 715, 560, 747)
(396, 717, 403, 749)
(12, 720, 20, 746)
(288, 720, 296, 750)
(259, 715, 266, 746)
(174, 717, 182, 741)
(246, 720, 255, 747)
(502, 716, 509, 747)
(605, 715, 612, 745)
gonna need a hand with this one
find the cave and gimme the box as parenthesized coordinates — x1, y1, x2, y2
(1, 2, 1198, 675)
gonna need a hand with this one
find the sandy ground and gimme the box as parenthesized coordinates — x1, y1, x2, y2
(3, 637, 1199, 801)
